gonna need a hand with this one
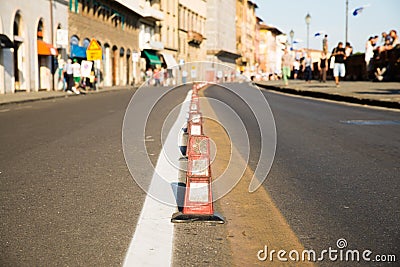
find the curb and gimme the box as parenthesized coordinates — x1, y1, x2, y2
(0, 86, 137, 106)
(255, 83, 400, 110)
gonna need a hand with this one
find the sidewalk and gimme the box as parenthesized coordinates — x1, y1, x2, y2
(0, 86, 134, 106)
(256, 80, 400, 109)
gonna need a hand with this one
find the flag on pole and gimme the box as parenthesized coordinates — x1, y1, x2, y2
(314, 31, 326, 38)
(353, 4, 370, 16)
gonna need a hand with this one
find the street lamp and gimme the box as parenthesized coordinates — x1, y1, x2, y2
(345, 0, 349, 44)
(289, 29, 294, 50)
(305, 13, 311, 52)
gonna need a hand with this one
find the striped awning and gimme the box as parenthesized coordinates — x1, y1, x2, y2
(143, 50, 162, 65)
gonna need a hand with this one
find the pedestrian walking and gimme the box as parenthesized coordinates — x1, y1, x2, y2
(64, 58, 74, 93)
(293, 59, 300, 80)
(153, 68, 161, 86)
(303, 53, 313, 83)
(57, 57, 65, 91)
(365, 37, 374, 78)
(72, 58, 81, 94)
(160, 67, 165, 86)
(322, 34, 329, 54)
(318, 52, 328, 83)
(145, 68, 153, 86)
(182, 69, 188, 84)
(332, 42, 347, 87)
(281, 48, 293, 86)
(345, 42, 353, 57)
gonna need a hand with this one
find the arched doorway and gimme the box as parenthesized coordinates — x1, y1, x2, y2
(0, 16, 4, 94)
(112, 45, 118, 86)
(119, 47, 125, 85)
(13, 11, 28, 91)
(95, 40, 102, 87)
(83, 38, 90, 48)
(70, 35, 80, 46)
(37, 18, 49, 90)
(103, 43, 111, 86)
(126, 49, 131, 85)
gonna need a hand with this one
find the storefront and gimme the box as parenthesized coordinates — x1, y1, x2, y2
(0, 34, 14, 94)
(37, 40, 58, 90)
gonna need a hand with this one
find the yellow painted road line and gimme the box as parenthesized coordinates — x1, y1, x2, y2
(200, 90, 315, 266)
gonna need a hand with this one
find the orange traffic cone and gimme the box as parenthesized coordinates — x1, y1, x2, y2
(172, 135, 224, 223)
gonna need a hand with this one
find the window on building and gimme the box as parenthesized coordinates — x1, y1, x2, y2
(191, 12, 194, 31)
(83, 38, 90, 48)
(93, 2, 98, 16)
(185, 9, 188, 31)
(82, 0, 90, 13)
(172, 27, 174, 47)
(37, 19, 44, 40)
(167, 26, 170, 45)
(70, 35, 80, 46)
(195, 14, 199, 32)
(179, 6, 183, 29)
(189, 12, 192, 31)
(104, 9, 110, 21)
(168, 0, 175, 14)
(69, 0, 79, 13)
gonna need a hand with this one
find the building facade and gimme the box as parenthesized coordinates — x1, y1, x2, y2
(178, 0, 207, 64)
(68, 0, 164, 87)
(0, 0, 68, 94)
(258, 24, 284, 76)
(254, 16, 262, 74)
(205, 0, 239, 69)
(236, 0, 258, 73)
(136, 0, 164, 77)
(160, 0, 179, 69)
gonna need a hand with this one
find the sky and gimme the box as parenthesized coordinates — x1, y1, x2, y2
(256, 0, 400, 53)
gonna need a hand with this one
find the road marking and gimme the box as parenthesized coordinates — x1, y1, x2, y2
(123, 90, 192, 267)
(14, 105, 32, 110)
(262, 87, 400, 113)
(0, 109, 10, 113)
(340, 120, 400, 125)
(200, 89, 315, 266)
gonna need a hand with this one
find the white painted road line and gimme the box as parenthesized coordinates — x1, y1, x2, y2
(123, 90, 192, 267)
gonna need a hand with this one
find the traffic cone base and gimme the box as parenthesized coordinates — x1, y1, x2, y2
(171, 212, 224, 224)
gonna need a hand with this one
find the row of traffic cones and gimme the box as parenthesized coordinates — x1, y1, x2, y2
(171, 83, 225, 223)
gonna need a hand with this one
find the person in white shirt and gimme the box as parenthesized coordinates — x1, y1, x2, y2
(71, 59, 81, 94)
(365, 37, 374, 73)
(64, 58, 74, 92)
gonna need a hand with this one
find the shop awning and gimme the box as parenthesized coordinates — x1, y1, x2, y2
(37, 40, 58, 56)
(71, 44, 87, 59)
(160, 52, 178, 68)
(0, 34, 14, 48)
(215, 50, 241, 60)
(143, 50, 162, 65)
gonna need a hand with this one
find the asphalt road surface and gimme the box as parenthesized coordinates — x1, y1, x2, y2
(0, 83, 399, 266)
(204, 83, 399, 266)
(0, 90, 143, 266)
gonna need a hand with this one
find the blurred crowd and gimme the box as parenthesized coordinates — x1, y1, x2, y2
(365, 29, 399, 81)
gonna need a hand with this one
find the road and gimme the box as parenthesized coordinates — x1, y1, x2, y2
(0, 84, 398, 266)
(204, 84, 399, 266)
(0, 90, 144, 266)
